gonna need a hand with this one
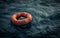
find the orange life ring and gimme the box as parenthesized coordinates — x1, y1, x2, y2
(11, 12, 32, 25)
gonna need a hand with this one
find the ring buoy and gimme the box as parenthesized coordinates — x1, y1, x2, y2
(11, 12, 32, 25)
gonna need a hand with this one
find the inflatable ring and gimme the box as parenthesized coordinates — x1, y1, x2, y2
(11, 12, 32, 25)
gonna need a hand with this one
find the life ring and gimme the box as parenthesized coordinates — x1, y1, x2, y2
(11, 12, 32, 25)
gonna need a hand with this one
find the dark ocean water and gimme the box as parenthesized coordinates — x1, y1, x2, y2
(0, 0, 60, 38)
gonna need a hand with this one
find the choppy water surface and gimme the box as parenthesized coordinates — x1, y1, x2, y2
(0, 0, 60, 38)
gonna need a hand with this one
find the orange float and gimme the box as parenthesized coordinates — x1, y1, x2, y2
(11, 12, 32, 25)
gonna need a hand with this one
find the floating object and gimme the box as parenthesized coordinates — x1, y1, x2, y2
(11, 12, 32, 25)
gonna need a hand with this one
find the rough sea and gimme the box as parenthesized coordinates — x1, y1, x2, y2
(0, 0, 60, 38)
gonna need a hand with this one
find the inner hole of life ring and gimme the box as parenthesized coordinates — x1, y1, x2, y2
(17, 16, 26, 20)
